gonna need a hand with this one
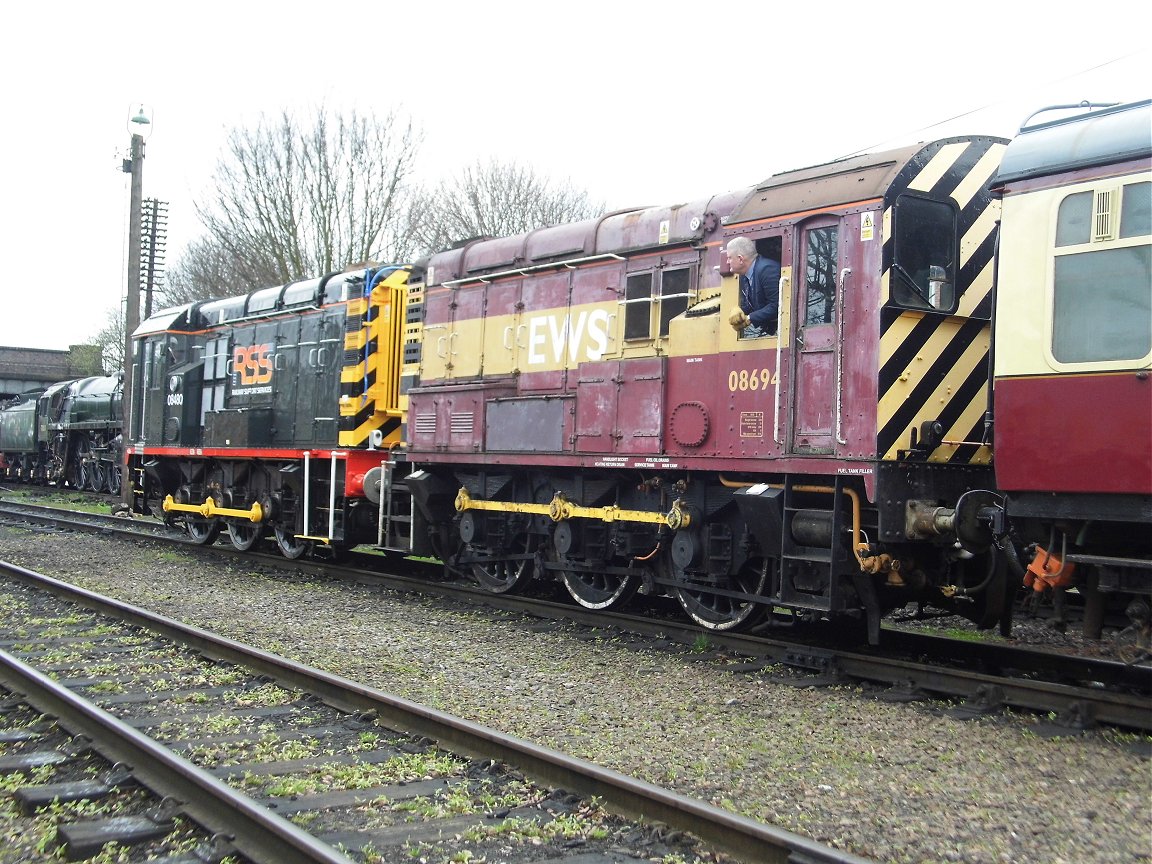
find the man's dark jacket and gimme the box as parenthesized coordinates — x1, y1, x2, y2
(740, 255, 781, 333)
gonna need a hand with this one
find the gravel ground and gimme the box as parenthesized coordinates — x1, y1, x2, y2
(0, 525, 1148, 864)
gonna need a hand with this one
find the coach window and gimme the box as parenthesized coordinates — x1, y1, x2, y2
(892, 195, 958, 312)
(1055, 191, 1092, 246)
(1052, 180, 1152, 363)
(1120, 180, 1152, 238)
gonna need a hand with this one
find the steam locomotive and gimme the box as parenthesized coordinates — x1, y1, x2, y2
(0, 374, 124, 494)
(123, 99, 1151, 644)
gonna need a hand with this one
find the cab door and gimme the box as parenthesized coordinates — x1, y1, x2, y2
(272, 316, 300, 446)
(294, 314, 322, 446)
(789, 218, 842, 454)
(312, 309, 345, 445)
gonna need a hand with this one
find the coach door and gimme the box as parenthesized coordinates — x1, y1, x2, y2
(789, 217, 843, 454)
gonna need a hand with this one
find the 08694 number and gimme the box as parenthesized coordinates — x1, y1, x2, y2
(728, 367, 778, 392)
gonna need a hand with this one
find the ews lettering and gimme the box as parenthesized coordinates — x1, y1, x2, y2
(233, 344, 274, 386)
(525, 309, 611, 365)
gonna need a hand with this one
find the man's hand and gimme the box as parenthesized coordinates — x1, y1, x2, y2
(728, 307, 750, 332)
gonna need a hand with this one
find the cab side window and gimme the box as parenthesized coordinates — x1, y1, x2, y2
(199, 336, 228, 424)
(623, 266, 696, 340)
(892, 195, 958, 312)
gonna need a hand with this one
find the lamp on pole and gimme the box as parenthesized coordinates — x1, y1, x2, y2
(121, 104, 151, 507)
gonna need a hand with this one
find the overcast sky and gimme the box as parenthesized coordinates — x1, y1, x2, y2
(1, 1, 1147, 350)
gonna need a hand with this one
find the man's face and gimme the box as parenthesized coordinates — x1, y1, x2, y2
(726, 247, 750, 276)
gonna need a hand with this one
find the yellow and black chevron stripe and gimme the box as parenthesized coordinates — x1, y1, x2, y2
(338, 266, 412, 449)
(877, 137, 1007, 465)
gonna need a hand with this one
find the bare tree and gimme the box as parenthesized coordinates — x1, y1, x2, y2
(406, 158, 604, 256)
(161, 236, 255, 306)
(193, 105, 421, 292)
(162, 118, 604, 307)
(92, 308, 125, 375)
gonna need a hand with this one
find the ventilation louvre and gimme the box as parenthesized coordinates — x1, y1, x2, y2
(1093, 188, 1117, 241)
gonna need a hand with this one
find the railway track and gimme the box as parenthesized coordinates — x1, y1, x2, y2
(1, 495, 1150, 735)
(0, 558, 870, 864)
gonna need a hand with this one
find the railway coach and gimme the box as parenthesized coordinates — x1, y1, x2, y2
(988, 99, 1152, 640)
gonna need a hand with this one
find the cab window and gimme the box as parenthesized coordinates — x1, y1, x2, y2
(623, 266, 696, 340)
(892, 195, 959, 312)
(804, 226, 838, 325)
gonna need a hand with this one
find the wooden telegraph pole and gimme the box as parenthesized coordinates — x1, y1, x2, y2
(120, 107, 150, 508)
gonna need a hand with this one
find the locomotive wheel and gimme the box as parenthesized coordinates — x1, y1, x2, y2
(561, 566, 641, 610)
(469, 537, 537, 594)
(675, 558, 770, 631)
(67, 443, 86, 489)
(88, 460, 107, 494)
(106, 462, 122, 496)
(186, 518, 221, 546)
(227, 522, 264, 552)
(274, 527, 311, 560)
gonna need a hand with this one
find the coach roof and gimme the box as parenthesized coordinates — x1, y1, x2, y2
(992, 99, 1152, 189)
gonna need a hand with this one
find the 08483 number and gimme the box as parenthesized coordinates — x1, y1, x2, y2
(728, 367, 778, 392)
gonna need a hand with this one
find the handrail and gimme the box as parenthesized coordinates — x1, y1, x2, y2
(835, 267, 852, 445)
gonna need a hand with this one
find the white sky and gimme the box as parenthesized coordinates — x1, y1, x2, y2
(0, 1, 1147, 350)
